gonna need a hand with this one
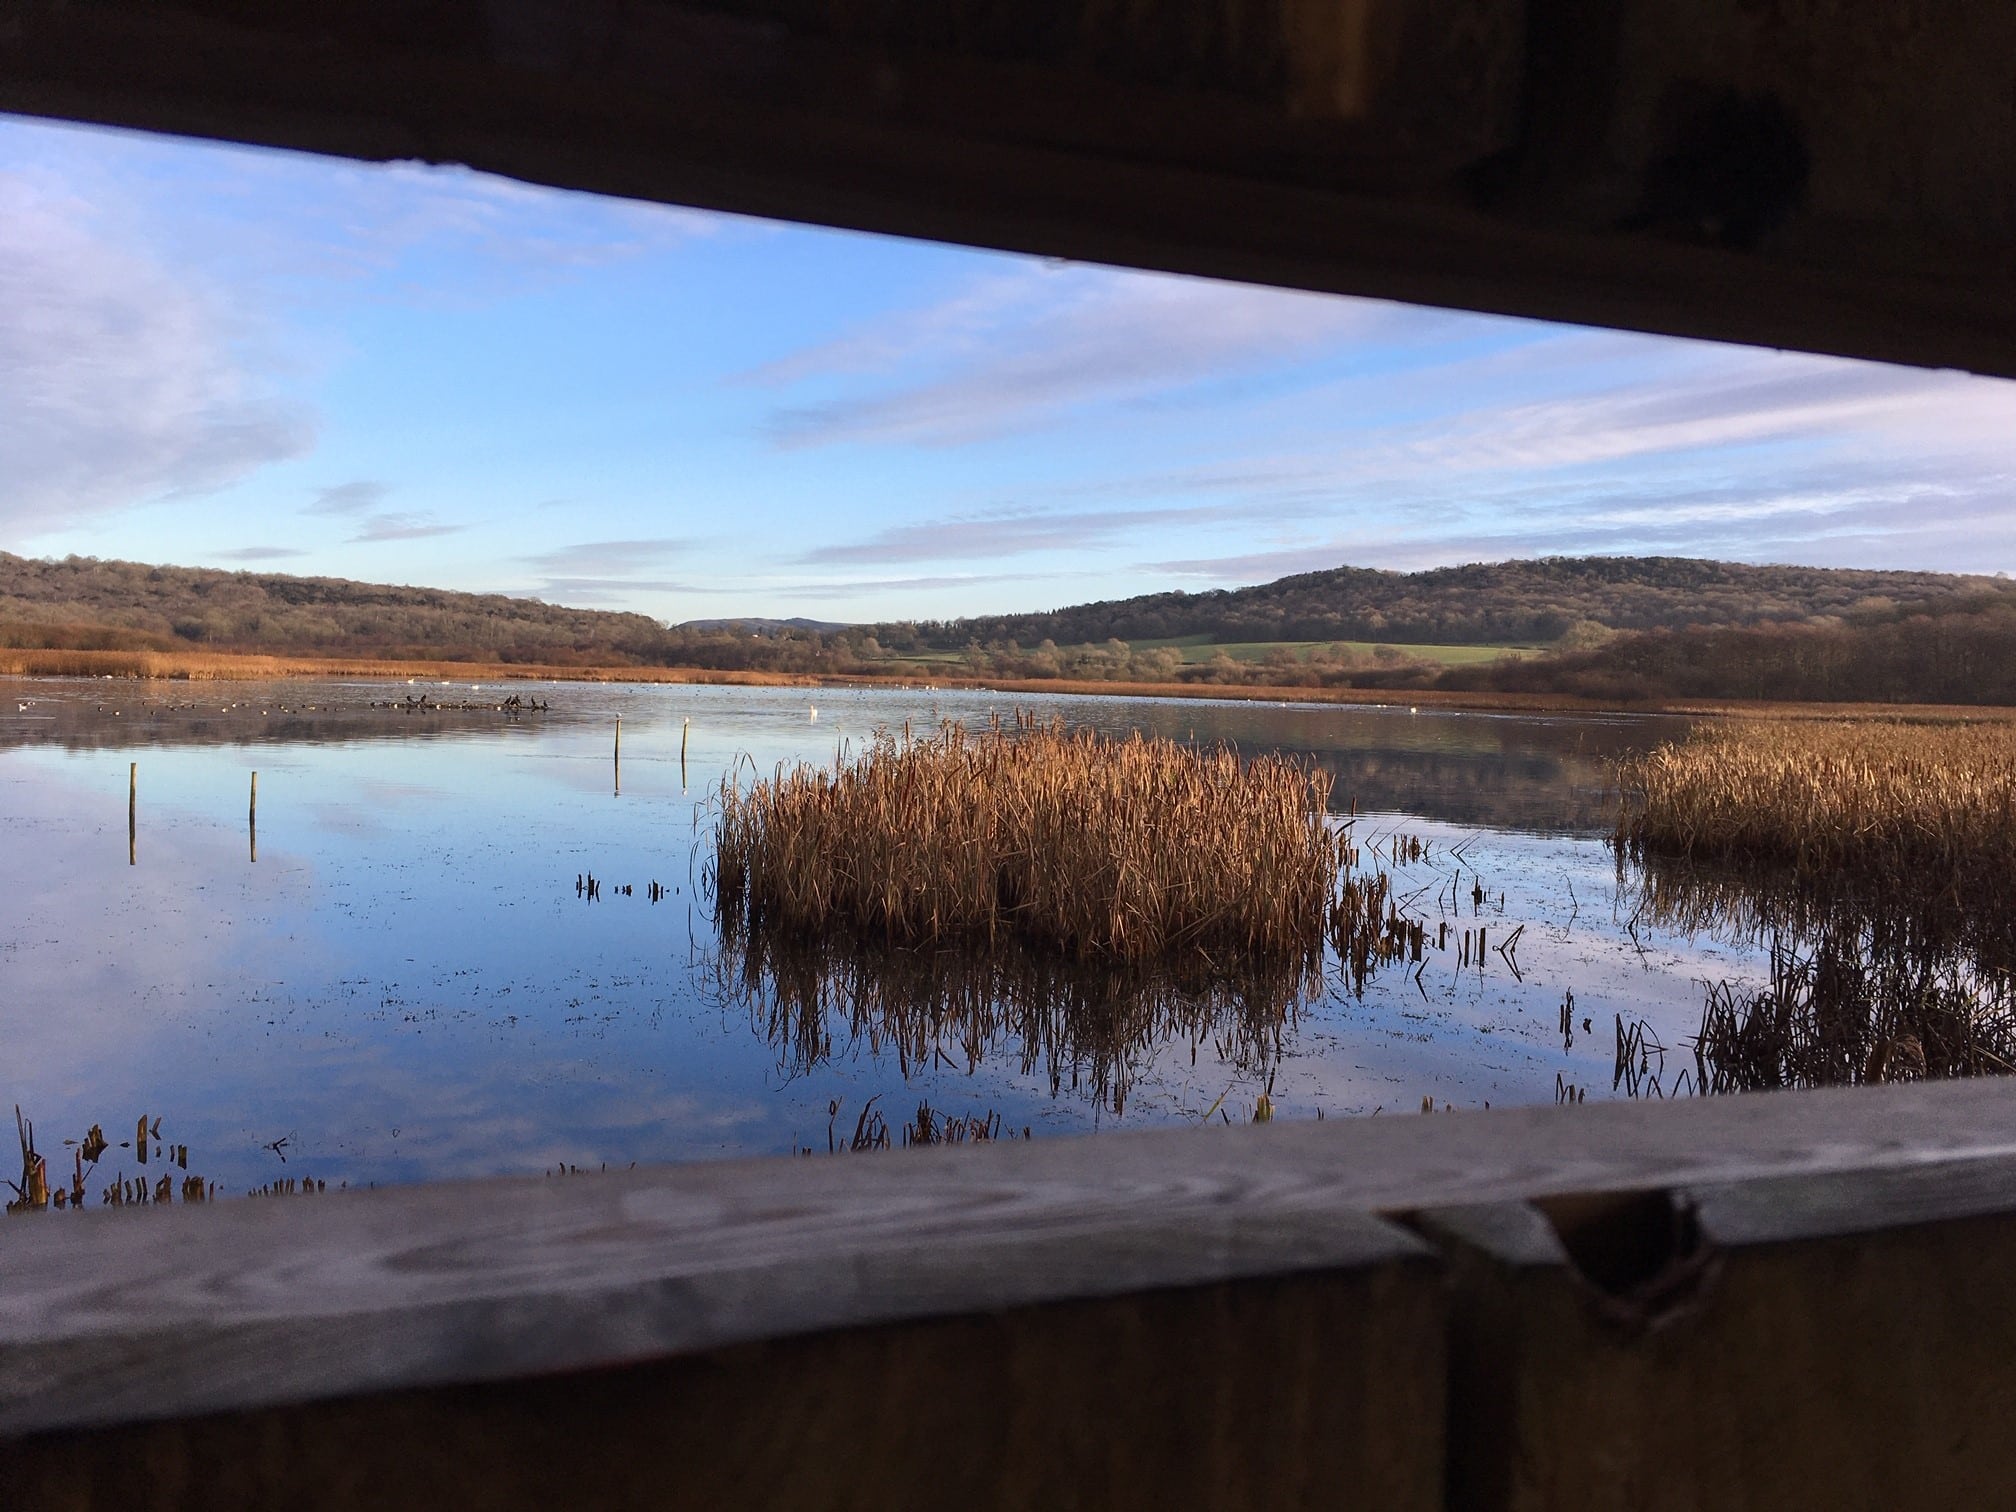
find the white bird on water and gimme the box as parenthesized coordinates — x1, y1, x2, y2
(809, 705, 819, 721)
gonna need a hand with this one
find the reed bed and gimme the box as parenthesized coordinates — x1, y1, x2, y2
(1616, 719, 2016, 892)
(711, 713, 1340, 962)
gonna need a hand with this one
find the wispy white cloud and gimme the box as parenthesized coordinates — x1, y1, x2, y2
(1143, 457, 2016, 583)
(350, 513, 461, 543)
(24, 122, 729, 302)
(292, 481, 461, 544)
(757, 267, 1412, 448)
(305, 480, 390, 516)
(762, 265, 2016, 589)
(0, 168, 313, 541)
(510, 538, 711, 604)
(1375, 352, 2008, 477)
(530, 575, 723, 602)
(801, 497, 1331, 566)
(215, 546, 310, 562)
(522, 538, 696, 576)
(742, 270, 1039, 389)
(771, 572, 1051, 598)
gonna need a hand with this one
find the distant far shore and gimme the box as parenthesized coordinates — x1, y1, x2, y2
(5, 646, 2013, 724)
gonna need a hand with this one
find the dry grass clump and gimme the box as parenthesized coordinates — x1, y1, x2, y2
(711, 714, 1339, 962)
(1617, 719, 2016, 890)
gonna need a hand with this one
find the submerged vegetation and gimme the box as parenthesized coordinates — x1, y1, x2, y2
(711, 713, 1340, 962)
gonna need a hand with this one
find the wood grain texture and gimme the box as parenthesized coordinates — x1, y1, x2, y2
(6, 1078, 2016, 1440)
(1422, 1154, 2016, 1511)
(2, 1264, 1448, 1511)
(0, 0, 2010, 377)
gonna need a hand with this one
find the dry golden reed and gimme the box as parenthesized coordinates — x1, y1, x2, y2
(710, 713, 1339, 962)
(1616, 719, 2016, 888)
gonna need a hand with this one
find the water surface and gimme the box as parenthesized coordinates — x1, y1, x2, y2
(4, 676, 1758, 1194)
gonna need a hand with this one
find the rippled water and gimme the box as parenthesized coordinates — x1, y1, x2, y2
(3, 675, 1760, 1194)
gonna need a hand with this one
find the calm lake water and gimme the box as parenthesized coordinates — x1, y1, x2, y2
(3, 676, 1754, 1194)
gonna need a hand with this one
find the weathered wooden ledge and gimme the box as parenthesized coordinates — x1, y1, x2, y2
(6, 1079, 2016, 1508)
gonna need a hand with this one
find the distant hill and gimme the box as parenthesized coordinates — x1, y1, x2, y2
(0, 551, 673, 664)
(900, 557, 2016, 648)
(679, 616, 850, 634)
(10, 549, 2016, 704)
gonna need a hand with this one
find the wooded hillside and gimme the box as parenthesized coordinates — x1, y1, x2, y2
(10, 550, 2016, 706)
(904, 557, 2016, 648)
(0, 552, 674, 664)
(1447, 597, 2016, 706)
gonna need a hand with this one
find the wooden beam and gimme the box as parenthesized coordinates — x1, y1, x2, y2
(1, 1, 2011, 379)
(3, 1267, 1447, 1510)
(6, 1082, 2016, 1504)
(3, 1079, 2014, 1428)
(1422, 1155, 2016, 1508)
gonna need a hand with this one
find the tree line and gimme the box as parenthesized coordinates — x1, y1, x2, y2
(898, 556, 2015, 649)
(10, 549, 2016, 705)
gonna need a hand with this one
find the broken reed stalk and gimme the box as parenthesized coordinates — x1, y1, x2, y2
(8, 1105, 49, 1214)
(1616, 719, 2016, 893)
(711, 714, 1339, 963)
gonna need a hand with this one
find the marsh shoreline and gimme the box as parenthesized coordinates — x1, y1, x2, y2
(6, 649, 2015, 723)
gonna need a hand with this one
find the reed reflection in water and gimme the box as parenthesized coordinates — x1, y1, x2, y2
(706, 911, 1327, 1115)
(1624, 858, 2016, 1094)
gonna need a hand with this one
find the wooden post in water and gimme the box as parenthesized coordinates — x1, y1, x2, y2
(680, 717, 689, 788)
(249, 771, 258, 864)
(613, 715, 622, 796)
(127, 761, 136, 866)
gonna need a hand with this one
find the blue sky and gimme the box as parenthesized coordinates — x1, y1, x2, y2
(5, 113, 2015, 625)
